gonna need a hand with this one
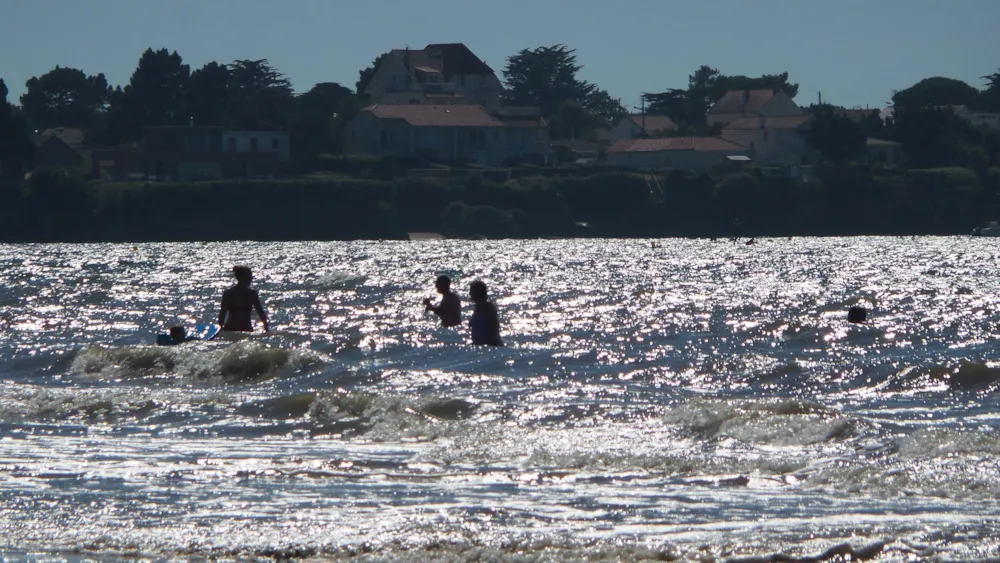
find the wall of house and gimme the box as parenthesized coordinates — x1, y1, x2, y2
(608, 150, 749, 173)
(365, 56, 412, 101)
(609, 120, 641, 142)
(344, 114, 413, 157)
(960, 113, 1000, 131)
(222, 131, 291, 162)
(34, 140, 84, 171)
(721, 129, 812, 166)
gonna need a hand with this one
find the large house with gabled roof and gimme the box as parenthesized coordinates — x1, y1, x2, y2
(707, 88, 804, 128)
(363, 43, 505, 112)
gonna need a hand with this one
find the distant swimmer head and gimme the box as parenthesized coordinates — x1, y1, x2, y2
(232, 265, 253, 285)
(469, 280, 488, 303)
(435, 275, 451, 293)
(169, 326, 187, 342)
(847, 306, 867, 324)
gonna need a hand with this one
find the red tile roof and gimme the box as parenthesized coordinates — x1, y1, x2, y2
(723, 115, 812, 130)
(625, 114, 677, 134)
(365, 104, 503, 127)
(709, 89, 779, 115)
(609, 137, 748, 153)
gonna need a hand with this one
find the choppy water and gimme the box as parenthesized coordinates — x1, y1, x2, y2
(1, 238, 999, 562)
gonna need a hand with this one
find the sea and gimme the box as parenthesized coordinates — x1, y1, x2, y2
(0, 238, 998, 562)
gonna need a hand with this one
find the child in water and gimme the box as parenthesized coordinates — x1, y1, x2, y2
(218, 265, 270, 332)
(469, 280, 502, 346)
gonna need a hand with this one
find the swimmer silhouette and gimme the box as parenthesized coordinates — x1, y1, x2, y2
(424, 275, 461, 327)
(218, 266, 269, 332)
(469, 280, 502, 346)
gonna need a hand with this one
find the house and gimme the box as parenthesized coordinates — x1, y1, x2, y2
(32, 128, 89, 173)
(93, 126, 290, 182)
(609, 114, 678, 142)
(833, 108, 882, 123)
(364, 43, 505, 112)
(865, 138, 904, 167)
(607, 137, 750, 172)
(344, 104, 548, 166)
(949, 105, 1000, 131)
(707, 89, 804, 128)
(721, 115, 815, 166)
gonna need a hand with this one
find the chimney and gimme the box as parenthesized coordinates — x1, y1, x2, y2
(818, 92, 822, 106)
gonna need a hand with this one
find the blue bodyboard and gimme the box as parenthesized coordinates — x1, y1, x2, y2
(156, 323, 221, 345)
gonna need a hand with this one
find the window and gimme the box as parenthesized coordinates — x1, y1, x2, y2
(250, 138, 259, 153)
(271, 137, 280, 151)
(380, 130, 389, 149)
(227, 137, 237, 152)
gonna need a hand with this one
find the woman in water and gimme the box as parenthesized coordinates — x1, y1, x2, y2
(469, 280, 502, 346)
(218, 265, 270, 332)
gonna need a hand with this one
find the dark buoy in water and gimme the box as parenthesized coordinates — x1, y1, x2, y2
(847, 306, 867, 324)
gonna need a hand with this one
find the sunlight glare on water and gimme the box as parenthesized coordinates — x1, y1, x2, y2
(1, 238, 1000, 561)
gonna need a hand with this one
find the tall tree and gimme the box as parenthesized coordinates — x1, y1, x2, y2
(228, 59, 295, 127)
(356, 52, 389, 96)
(979, 69, 1000, 112)
(19, 66, 109, 129)
(0, 79, 35, 181)
(288, 82, 358, 162)
(185, 62, 235, 126)
(502, 44, 596, 118)
(805, 105, 867, 166)
(585, 89, 627, 122)
(120, 48, 191, 138)
(892, 77, 979, 110)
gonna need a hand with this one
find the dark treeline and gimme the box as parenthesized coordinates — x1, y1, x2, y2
(1, 47, 999, 241)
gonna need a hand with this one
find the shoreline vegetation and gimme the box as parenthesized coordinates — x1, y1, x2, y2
(2, 157, 998, 243)
(2, 45, 999, 242)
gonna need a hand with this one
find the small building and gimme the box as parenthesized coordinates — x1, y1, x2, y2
(609, 114, 678, 142)
(721, 115, 815, 166)
(865, 138, 904, 167)
(949, 105, 1000, 131)
(32, 128, 89, 173)
(607, 137, 750, 172)
(344, 104, 548, 166)
(707, 89, 804, 128)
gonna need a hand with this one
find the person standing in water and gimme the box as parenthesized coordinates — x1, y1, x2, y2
(469, 280, 502, 346)
(218, 265, 269, 332)
(424, 275, 461, 327)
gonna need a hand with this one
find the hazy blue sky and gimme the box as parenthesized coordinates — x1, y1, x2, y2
(1, 0, 997, 110)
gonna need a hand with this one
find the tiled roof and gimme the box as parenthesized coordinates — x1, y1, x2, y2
(709, 89, 778, 115)
(365, 104, 503, 127)
(625, 114, 677, 134)
(386, 43, 495, 82)
(609, 137, 748, 153)
(34, 127, 86, 148)
(723, 115, 812, 130)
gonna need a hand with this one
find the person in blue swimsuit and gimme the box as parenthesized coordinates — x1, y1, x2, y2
(218, 266, 270, 332)
(468, 280, 502, 346)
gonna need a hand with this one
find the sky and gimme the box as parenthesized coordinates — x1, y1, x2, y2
(1, 0, 997, 111)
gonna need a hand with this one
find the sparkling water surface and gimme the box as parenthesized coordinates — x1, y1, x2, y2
(1, 238, 999, 562)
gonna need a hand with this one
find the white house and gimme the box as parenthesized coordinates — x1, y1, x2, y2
(608, 114, 677, 142)
(721, 115, 814, 166)
(364, 43, 505, 112)
(950, 105, 1000, 131)
(607, 137, 750, 172)
(222, 130, 291, 162)
(707, 89, 804, 128)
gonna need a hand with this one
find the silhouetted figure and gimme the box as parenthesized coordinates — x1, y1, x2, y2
(847, 306, 867, 324)
(218, 265, 269, 332)
(469, 280, 502, 346)
(746, 237, 756, 246)
(424, 275, 461, 328)
(157, 325, 195, 346)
